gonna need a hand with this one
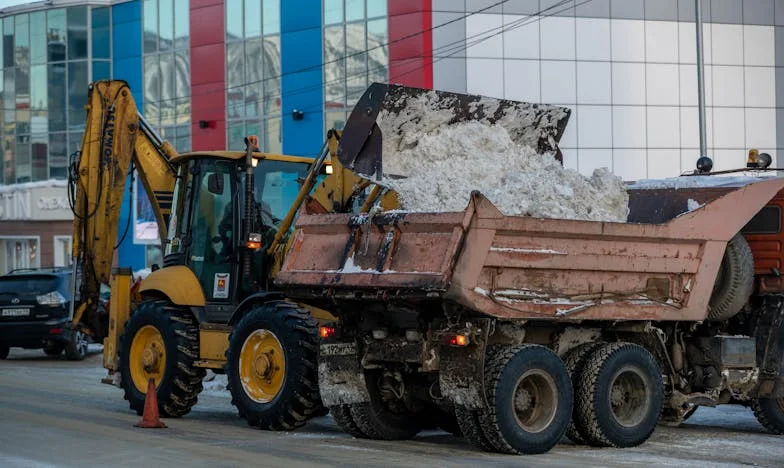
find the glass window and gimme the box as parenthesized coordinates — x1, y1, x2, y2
(3, 69, 14, 135)
(346, 22, 367, 106)
(92, 60, 110, 81)
(14, 14, 28, 67)
(15, 136, 31, 182)
(346, 0, 364, 22)
(31, 132, 47, 181)
(68, 130, 83, 156)
(3, 16, 13, 68)
(324, 25, 345, 107)
(30, 11, 46, 64)
(367, 18, 388, 84)
(30, 64, 46, 114)
(262, 35, 281, 115)
(47, 9, 66, 62)
(47, 62, 66, 131)
(91, 7, 111, 59)
(159, 0, 174, 51)
(228, 121, 245, 150)
(3, 135, 14, 183)
(174, 0, 189, 49)
(48, 132, 67, 179)
(367, 0, 386, 18)
(264, 117, 281, 154)
(252, 159, 309, 221)
(144, 54, 160, 126)
(67, 6, 88, 60)
(15, 67, 30, 132)
(324, 0, 343, 24)
(68, 61, 88, 129)
(245, 0, 262, 39)
(175, 124, 190, 152)
(262, 0, 280, 35)
(143, 0, 158, 53)
(159, 53, 174, 126)
(226, 0, 243, 40)
(244, 38, 262, 86)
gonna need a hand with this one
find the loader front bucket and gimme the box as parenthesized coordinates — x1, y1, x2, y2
(336, 82, 571, 179)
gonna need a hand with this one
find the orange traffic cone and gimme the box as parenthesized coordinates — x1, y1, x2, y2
(134, 378, 167, 428)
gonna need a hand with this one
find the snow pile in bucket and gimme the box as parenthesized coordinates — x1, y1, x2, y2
(381, 121, 629, 222)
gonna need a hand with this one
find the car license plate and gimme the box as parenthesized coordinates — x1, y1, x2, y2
(1, 308, 30, 317)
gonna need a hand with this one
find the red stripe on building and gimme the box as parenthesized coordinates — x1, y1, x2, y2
(387, 0, 433, 89)
(190, 0, 226, 150)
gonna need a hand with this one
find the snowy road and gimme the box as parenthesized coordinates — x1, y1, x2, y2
(1, 346, 782, 467)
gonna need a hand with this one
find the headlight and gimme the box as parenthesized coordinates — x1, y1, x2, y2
(37, 291, 67, 305)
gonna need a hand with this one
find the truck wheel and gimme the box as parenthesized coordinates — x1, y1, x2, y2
(751, 398, 784, 434)
(0, 344, 8, 359)
(455, 406, 496, 452)
(43, 341, 64, 356)
(478, 345, 573, 454)
(348, 372, 422, 440)
(64, 330, 88, 361)
(574, 342, 663, 447)
(708, 234, 754, 321)
(226, 301, 323, 430)
(330, 404, 367, 438)
(562, 342, 605, 444)
(118, 300, 205, 417)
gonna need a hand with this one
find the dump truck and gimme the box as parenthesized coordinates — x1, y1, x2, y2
(274, 86, 784, 454)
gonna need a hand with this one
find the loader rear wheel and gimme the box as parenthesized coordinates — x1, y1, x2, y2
(478, 345, 573, 455)
(751, 398, 784, 434)
(330, 404, 367, 438)
(226, 301, 323, 430)
(118, 300, 205, 418)
(562, 342, 605, 444)
(348, 372, 423, 440)
(574, 342, 663, 447)
(708, 234, 754, 321)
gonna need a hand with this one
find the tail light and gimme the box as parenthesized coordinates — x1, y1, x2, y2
(445, 333, 470, 347)
(319, 326, 337, 339)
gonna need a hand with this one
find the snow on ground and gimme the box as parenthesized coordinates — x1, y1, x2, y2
(0, 179, 68, 193)
(202, 370, 229, 395)
(382, 121, 629, 222)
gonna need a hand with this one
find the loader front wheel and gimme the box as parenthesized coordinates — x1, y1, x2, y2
(118, 300, 205, 417)
(226, 301, 322, 430)
(478, 345, 573, 454)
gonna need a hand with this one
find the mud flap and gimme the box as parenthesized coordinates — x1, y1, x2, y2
(438, 321, 490, 410)
(318, 342, 370, 406)
(755, 296, 784, 398)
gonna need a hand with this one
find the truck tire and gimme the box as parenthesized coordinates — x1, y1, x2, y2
(562, 342, 605, 444)
(226, 301, 323, 430)
(708, 234, 754, 321)
(478, 345, 573, 454)
(455, 406, 496, 452)
(118, 300, 205, 417)
(348, 372, 422, 440)
(574, 342, 663, 448)
(751, 398, 784, 434)
(330, 404, 367, 438)
(64, 329, 88, 361)
(0, 344, 8, 359)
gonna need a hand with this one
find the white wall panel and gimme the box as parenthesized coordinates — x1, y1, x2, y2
(679, 22, 713, 64)
(713, 107, 746, 148)
(613, 106, 647, 147)
(504, 60, 540, 102)
(613, 149, 648, 181)
(744, 66, 775, 107)
(503, 14, 540, 59)
(578, 149, 614, 176)
(744, 25, 775, 67)
(577, 105, 613, 147)
(647, 107, 680, 148)
(712, 149, 746, 171)
(646, 64, 679, 105)
(680, 106, 715, 149)
(541, 60, 576, 103)
(647, 149, 682, 178)
(466, 14, 503, 58)
(611, 19, 646, 62)
(576, 17, 611, 61)
(680, 64, 714, 106)
(577, 61, 611, 104)
(612, 62, 646, 105)
(712, 65, 745, 106)
(645, 21, 679, 63)
(745, 108, 777, 149)
(466, 58, 504, 97)
(540, 16, 576, 60)
(711, 24, 744, 65)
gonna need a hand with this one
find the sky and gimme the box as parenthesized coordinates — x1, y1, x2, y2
(0, 0, 27, 9)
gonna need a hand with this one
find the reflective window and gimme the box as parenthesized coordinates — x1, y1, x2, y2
(48, 132, 67, 179)
(67, 6, 87, 60)
(263, 0, 280, 35)
(92, 61, 111, 81)
(2, 17, 13, 67)
(31, 133, 47, 180)
(325, 0, 343, 24)
(174, 0, 189, 49)
(15, 67, 30, 128)
(14, 14, 28, 67)
(46, 9, 66, 62)
(226, 0, 243, 40)
(366, 0, 386, 18)
(3, 135, 14, 182)
(3, 70, 14, 135)
(47, 62, 66, 131)
(245, 0, 261, 39)
(29, 11, 45, 64)
(68, 131, 82, 159)
(30, 64, 46, 115)
(346, 0, 364, 22)
(159, 0, 173, 51)
(15, 135, 30, 182)
(143, 0, 158, 53)
(91, 8, 110, 59)
(67, 61, 88, 130)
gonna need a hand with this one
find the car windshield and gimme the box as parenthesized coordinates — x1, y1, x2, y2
(0, 275, 61, 294)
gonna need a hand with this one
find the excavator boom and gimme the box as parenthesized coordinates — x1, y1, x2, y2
(69, 80, 178, 338)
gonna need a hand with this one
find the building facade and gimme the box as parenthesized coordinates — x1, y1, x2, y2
(0, 0, 781, 274)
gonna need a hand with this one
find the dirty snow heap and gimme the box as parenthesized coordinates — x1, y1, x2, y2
(380, 120, 629, 222)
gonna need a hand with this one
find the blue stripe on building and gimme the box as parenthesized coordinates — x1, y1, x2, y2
(280, 0, 324, 157)
(112, 0, 146, 272)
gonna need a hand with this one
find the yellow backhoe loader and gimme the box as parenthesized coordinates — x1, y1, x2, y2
(69, 80, 569, 430)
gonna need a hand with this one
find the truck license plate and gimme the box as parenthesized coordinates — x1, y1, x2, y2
(1, 308, 30, 317)
(320, 342, 357, 356)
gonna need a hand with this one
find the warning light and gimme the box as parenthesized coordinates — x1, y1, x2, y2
(446, 334, 470, 347)
(246, 232, 262, 250)
(319, 326, 337, 339)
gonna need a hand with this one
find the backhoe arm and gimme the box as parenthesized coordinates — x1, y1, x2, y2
(69, 80, 178, 339)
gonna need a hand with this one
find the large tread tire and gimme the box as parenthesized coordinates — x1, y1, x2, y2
(226, 301, 323, 431)
(751, 398, 784, 434)
(348, 373, 422, 440)
(562, 342, 605, 444)
(330, 404, 367, 438)
(64, 330, 88, 361)
(455, 406, 496, 452)
(574, 342, 664, 448)
(708, 234, 754, 321)
(0, 344, 8, 359)
(478, 345, 573, 455)
(118, 300, 205, 418)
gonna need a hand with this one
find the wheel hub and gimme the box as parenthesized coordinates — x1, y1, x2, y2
(609, 365, 651, 428)
(142, 344, 162, 372)
(129, 325, 167, 393)
(239, 329, 286, 403)
(512, 369, 558, 434)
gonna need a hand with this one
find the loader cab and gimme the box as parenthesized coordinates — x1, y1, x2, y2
(164, 152, 311, 323)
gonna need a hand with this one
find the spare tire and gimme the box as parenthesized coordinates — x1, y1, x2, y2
(707, 234, 754, 321)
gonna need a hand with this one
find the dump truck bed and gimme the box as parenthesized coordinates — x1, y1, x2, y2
(276, 178, 784, 322)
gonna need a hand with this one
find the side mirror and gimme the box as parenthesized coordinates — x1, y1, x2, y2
(207, 173, 224, 195)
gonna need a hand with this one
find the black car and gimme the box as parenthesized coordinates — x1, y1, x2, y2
(0, 267, 88, 360)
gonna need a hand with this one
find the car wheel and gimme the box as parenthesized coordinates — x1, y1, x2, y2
(43, 340, 64, 357)
(0, 344, 9, 359)
(64, 330, 88, 361)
